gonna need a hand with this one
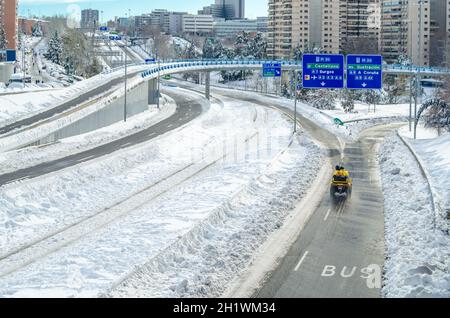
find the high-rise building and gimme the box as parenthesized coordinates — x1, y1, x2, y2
(215, 0, 245, 19)
(0, 0, 18, 50)
(268, 0, 383, 59)
(429, 0, 449, 66)
(268, 0, 306, 59)
(200, 0, 245, 20)
(340, 0, 381, 53)
(81, 9, 100, 29)
(380, 0, 431, 66)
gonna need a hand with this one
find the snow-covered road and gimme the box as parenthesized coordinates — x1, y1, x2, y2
(0, 89, 322, 297)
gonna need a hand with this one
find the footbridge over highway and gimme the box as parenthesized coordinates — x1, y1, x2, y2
(140, 59, 450, 101)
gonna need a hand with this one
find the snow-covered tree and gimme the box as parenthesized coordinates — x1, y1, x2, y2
(341, 89, 355, 113)
(85, 57, 102, 78)
(308, 90, 337, 110)
(32, 22, 43, 37)
(421, 99, 450, 134)
(0, 26, 8, 50)
(362, 89, 381, 110)
(248, 32, 267, 60)
(202, 37, 223, 59)
(44, 31, 63, 65)
(292, 45, 323, 61)
(396, 54, 412, 66)
(220, 32, 267, 83)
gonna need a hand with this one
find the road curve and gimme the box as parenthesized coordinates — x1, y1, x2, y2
(193, 86, 397, 298)
(0, 88, 205, 187)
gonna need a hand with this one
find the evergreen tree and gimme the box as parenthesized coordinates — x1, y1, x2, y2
(44, 31, 63, 65)
(421, 99, 450, 134)
(32, 22, 43, 37)
(85, 57, 102, 77)
(202, 38, 223, 59)
(309, 90, 337, 110)
(341, 89, 355, 113)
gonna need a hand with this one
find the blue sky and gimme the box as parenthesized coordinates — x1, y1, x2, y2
(19, 0, 268, 20)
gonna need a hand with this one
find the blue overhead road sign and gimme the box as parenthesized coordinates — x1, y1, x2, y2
(263, 63, 282, 77)
(99, 26, 108, 31)
(302, 54, 344, 89)
(347, 55, 383, 89)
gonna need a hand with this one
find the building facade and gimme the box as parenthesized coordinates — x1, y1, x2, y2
(81, 9, 100, 29)
(213, 18, 257, 38)
(0, 0, 18, 50)
(216, 0, 245, 19)
(199, 0, 245, 20)
(380, 0, 431, 66)
(182, 14, 214, 34)
(19, 18, 49, 36)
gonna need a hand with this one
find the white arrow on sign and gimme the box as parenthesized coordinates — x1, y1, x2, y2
(321, 82, 326, 87)
(362, 83, 367, 88)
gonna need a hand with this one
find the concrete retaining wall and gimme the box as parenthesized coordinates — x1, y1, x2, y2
(34, 80, 152, 146)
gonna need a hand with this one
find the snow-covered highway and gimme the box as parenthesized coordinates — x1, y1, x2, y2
(0, 87, 204, 186)
(0, 86, 323, 297)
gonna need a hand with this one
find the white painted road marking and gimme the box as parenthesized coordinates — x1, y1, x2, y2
(324, 209, 331, 221)
(294, 251, 309, 272)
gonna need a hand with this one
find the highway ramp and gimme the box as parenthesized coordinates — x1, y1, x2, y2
(0, 88, 205, 187)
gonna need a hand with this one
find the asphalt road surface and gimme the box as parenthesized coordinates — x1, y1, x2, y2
(255, 125, 403, 298)
(200, 88, 397, 298)
(0, 69, 144, 136)
(0, 88, 204, 187)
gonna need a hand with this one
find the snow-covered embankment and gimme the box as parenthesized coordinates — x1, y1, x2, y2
(379, 134, 450, 298)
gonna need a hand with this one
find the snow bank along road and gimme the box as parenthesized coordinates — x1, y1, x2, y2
(0, 88, 203, 186)
(180, 84, 404, 298)
(0, 69, 144, 136)
(0, 85, 323, 297)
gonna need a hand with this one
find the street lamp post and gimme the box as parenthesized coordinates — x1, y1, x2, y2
(414, 0, 423, 140)
(294, 70, 298, 134)
(406, 19, 413, 132)
(157, 53, 160, 110)
(124, 49, 127, 122)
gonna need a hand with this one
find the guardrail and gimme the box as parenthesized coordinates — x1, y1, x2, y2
(137, 59, 450, 80)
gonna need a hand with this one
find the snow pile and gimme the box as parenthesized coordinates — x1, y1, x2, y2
(0, 94, 176, 175)
(0, 92, 322, 297)
(108, 135, 322, 298)
(402, 132, 450, 233)
(379, 134, 450, 298)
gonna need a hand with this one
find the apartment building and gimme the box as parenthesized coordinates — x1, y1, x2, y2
(268, 0, 381, 59)
(381, 0, 431, 66)
(321, 0, 341, 54)
(0, 0, 18, 50)
(340, 0, 381, 53)
(268, 0, 309, 59)
(81, 9, 100, 29)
